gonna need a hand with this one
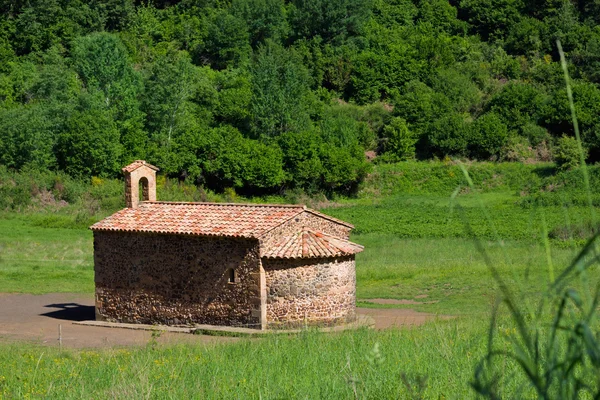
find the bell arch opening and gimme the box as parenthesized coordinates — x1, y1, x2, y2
(139, 177, 150, 203)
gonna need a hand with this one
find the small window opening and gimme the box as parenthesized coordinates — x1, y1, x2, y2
(227, 268, 236, 284)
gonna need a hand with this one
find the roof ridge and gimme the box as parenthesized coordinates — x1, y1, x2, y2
(303, 208, 354, 229)
(147, 201, 305, 208)
(122, 160, 160, 173)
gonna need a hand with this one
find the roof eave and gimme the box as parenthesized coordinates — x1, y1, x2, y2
(260, 251, 362, 260)
(88, 227, 260, 240)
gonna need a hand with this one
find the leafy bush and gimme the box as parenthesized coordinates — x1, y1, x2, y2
(392, 81, 454, 133)
(0, 104, 58, 170)
(319, 143, 370, 194)
(0, 166, 88, 211)
(469, 112, 509, 160)
(196, 127, 286, 193)
(288, 0, 372, 44)
(56, 93, 123, 178)
(429, 68, 482, 114)
(486, 82, 548, 131)
(517, 164, 600, 208)
(202, 11, 251, 70)
(427, 113, 471, 157)
(554, 135, 586, 171)
(250, 40, 313, 138)
(520, 122, 551, 147)
(319, 102, 375, 149)
(381, 117, 416, 161)
(502, 135, 537, 162)
(278, 131, 324, 192)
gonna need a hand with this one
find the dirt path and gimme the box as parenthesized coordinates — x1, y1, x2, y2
(0, 293, 442, 348)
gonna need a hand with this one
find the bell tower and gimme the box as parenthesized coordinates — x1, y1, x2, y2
(122, 160, 159, 208)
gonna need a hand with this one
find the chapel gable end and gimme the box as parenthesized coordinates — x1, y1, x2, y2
(300, 210, 353, 239)
(260, 209, 352, 246)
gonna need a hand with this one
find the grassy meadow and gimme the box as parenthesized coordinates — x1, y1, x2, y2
(1, 161, 599, 397)
(0, 320, 519, 399)
(0, 215, 93, 293)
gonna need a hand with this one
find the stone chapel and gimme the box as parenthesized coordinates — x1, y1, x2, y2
(90, 160, 363, 329)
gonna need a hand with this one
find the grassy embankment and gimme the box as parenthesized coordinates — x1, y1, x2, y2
(0, 161, 598, 397)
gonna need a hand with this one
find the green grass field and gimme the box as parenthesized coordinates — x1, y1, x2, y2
(353, 234, 590, 315)
(0, 215, 93, 293)
(1, 162, 599, 397)
(0, 320, 535, 399)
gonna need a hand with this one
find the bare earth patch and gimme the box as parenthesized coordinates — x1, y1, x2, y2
(0, 293, 235, 348)
(0, 293, 447, 348)
(357, 308, 451, 329)
(362, 298, 439, 305)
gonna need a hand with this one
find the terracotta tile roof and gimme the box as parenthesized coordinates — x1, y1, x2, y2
(90, 202, 305, 238)
(261, 229, 363, 259)
(122, 160, 160, 173)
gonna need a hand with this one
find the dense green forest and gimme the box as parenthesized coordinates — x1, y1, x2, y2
(1, 0, 599, 195)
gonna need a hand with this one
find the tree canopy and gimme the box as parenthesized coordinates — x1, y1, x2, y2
(1, 0, 599, 194)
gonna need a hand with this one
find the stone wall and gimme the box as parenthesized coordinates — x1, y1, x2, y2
(263, 256, 356, 328)
(94, 231, 263, 328)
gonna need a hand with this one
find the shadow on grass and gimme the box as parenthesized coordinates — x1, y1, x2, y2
(531, 164, 557, 179)
(40, 303, 95, 322)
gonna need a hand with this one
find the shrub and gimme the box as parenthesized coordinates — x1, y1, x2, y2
(278, 131, 324, 192)
(203, 127, 286, 193)
(486, 82, 548, 131)
(319, 143, 370, 194)
(469, 112, 509, 160)
(356, 160, 547, 198)
(382, 117, 416, 161)
(392, 80, 454, 137)
(427, 113, 471, 157)
(502, 135, 536, 162)
(554, 135, 586, 171)
(0, 105, 58, 171)
(545, 81, 600, 150)
(319, 103, 376, 149)
(0, 166, 91, 211)
(520, 122, 550, 147)
(548, 221, 598, 241)
(428, 68, 482, 114)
